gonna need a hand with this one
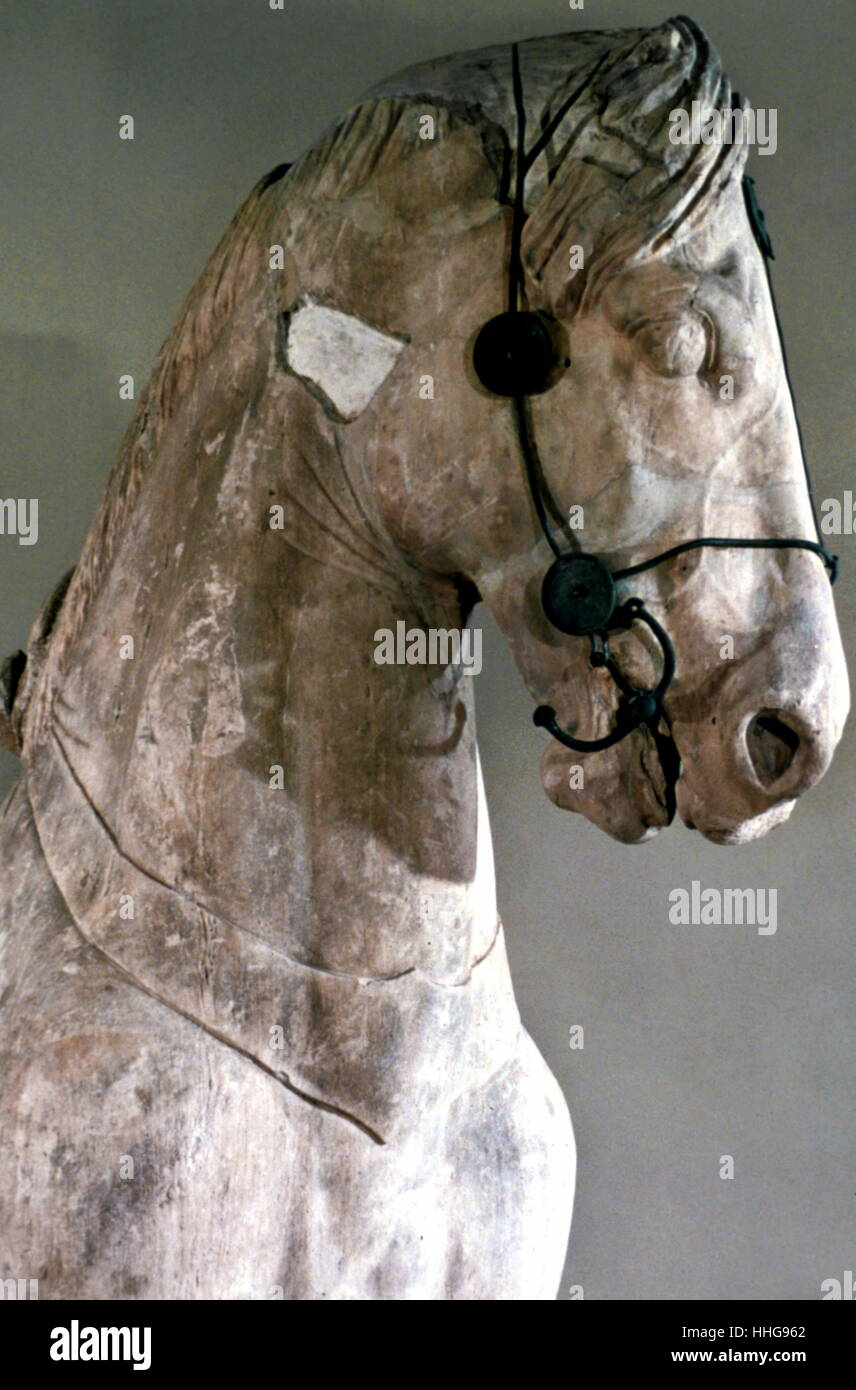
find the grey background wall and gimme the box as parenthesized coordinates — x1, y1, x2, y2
(1, 0, 853, 1299)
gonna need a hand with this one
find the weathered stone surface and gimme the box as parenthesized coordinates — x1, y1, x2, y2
(0, 17, 847, 1299)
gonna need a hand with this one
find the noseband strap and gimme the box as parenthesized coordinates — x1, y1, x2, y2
(497, 43, 837, 755)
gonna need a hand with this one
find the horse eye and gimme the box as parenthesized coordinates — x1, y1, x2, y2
(635, 312, 709, 378)
(472, 311, 565, 397)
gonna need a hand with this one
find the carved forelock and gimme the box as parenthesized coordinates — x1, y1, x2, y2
(26, 16, 748, 745)
(520, 16, 750, 314)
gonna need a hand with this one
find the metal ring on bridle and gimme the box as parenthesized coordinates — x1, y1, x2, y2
(533, 601, 676, 752)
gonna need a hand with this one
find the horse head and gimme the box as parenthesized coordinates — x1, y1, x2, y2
(363, 19, 848, 845)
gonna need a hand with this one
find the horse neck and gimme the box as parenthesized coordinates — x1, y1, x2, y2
(30, 335, 497, 982)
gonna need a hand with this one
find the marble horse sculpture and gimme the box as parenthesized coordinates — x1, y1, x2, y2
(0, 18, 847, 1298)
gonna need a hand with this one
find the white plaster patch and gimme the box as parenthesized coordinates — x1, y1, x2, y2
(285, 301, 405, 419)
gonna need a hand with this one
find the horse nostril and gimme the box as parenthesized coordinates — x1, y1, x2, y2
(745, 712, 801, 786)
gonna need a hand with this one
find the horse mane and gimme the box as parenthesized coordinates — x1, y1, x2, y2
(19, 92, 454, 745)
(19, 164, 284, 743)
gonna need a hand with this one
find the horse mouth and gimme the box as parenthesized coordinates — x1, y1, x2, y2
(538, 703, 682, 842)
(639, 720, 681, 829)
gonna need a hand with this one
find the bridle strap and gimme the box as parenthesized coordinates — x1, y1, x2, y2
(612, 535, 837, 584)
